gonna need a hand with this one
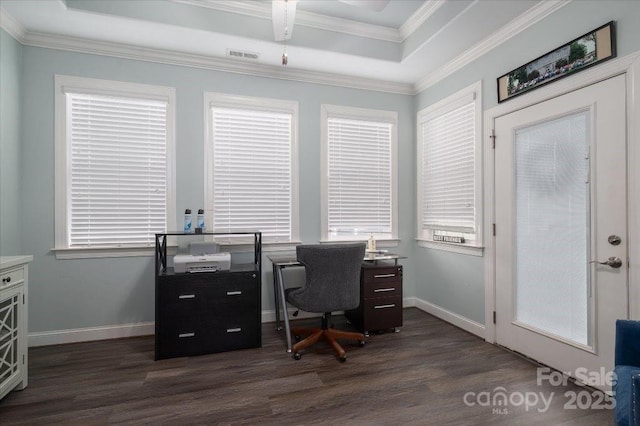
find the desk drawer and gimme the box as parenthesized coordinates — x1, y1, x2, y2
(158, 272, 258, 314)
(157, 320, 214, 358)
(362, 279, 401, 299)
(157, 316, 259, 359)
(210, 316, 260, 352)
(361, 295, 403, 331)
(362, 266, 402, 284)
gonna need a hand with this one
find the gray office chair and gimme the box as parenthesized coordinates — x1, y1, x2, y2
(285, 243, 366, 362)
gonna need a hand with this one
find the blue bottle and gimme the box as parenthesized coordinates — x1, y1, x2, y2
(184, 209, 192, 233)
(196, 209, 205, 232)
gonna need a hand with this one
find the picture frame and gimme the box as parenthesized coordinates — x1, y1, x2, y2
(497, 21, 616, 103)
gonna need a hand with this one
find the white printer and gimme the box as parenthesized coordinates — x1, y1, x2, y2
(173, 253, 231, 273)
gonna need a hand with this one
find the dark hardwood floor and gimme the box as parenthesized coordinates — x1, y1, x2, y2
(0, 308, 614, 425)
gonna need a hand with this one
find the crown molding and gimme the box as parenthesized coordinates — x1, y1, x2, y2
(3, 1, 574, 97)
(173, 0, 266, 19)
(414, 0, 572, 93)
(404, 0, 477, 64)
(399, 0, 445, 41)
(20, 31, 414, 95)
(0, 7, 27, 42)
(293, 8, 399, 42)
(172, 0, 401, 42)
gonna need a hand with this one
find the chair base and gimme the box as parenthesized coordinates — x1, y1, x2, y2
(291, 313, 365, 361)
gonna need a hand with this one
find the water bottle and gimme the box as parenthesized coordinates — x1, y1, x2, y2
(183, 209, 192, 233)
(196, 209, 205, 232)
(367, 234, 376, 252)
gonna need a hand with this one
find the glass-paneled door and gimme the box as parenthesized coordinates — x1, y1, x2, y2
(494, 75, 628, 391)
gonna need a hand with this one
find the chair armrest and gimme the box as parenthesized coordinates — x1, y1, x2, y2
(615, 367, 640, 426)
(633, 373, 640, 426)
(616, 320, 640, 367)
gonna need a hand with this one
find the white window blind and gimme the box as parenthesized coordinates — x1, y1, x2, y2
(420, 96, 476, 233)
(67, 93, 168, 248)
(211, 106, 292, 242)
(327, 117, 392, 237)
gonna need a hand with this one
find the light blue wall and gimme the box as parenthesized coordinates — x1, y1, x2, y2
(8, 0, 640, 336)
(19, 46, 415, 333)
(413, 0, 640, 325)
(0, 29, 23, 256)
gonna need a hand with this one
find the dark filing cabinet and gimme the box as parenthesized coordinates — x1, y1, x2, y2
(154, 231, 262, 360)
(346, 263, 403, 335)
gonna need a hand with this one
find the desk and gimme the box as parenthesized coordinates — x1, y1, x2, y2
(267, 254, 301, 353)
(267, 252, 404, 352)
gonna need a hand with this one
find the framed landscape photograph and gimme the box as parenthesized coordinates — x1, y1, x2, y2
(497, 21, 616, 103)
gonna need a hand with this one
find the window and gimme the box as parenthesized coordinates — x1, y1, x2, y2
(417, 81, 482, 254)
(205, 93, 299, 244)
(54, 76, 175, 258)
(321, 105, 398, 242)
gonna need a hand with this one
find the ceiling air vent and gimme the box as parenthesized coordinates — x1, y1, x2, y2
(227, 49, 260, 61)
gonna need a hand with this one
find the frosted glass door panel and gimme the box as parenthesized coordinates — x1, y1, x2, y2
(494, 75, 627, 392)
(514, 111, 590, 346)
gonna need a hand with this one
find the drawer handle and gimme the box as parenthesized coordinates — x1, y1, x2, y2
(178, 332, 195, 338)
(226, 328, 242, 333)
(2, 277, 11, 283)
(226, 291, 242, 296)
(374, 287, 395, 293)
(374, 273, 396, 278)
(178, 294, 195, 299)
(374, 304, 396, 309)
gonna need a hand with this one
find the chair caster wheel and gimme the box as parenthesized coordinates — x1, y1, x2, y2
(339, 356, 347, 363)
(359, 340, 365, 347)
(293, 352, 302, 360)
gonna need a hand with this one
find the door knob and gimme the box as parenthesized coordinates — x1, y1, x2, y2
(589, 257, 623, 268)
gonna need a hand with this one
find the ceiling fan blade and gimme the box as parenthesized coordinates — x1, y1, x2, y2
(338, 0, 391, 12)
(272, 0, 297, 41)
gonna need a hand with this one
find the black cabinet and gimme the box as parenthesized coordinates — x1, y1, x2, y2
(154, 232, 261, 360)
(345, 264, 403, 335)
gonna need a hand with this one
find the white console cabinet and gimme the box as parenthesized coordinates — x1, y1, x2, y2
(0, 255, 32, 400)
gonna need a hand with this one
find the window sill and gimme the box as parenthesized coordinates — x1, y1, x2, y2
(53, 241, 300, 259)
(416, 239, 484, 257)
(319, 238, 400, 248)
(213, 241, 301, 253)
(52, 246, 155, 259)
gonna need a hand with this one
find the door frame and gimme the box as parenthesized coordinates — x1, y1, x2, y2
(483, 51, 640, 343)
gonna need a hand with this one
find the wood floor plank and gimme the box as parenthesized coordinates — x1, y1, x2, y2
(0, 309, 614, 425)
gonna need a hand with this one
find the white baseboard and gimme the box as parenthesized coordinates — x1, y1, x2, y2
(28, 311, 324, 347)
(28, 298, 484, 347)
(261, 308, 322, 324)
(29, 322, 155, 347)
(409, 297, 486, 338)
(403, 296, 418, 308)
